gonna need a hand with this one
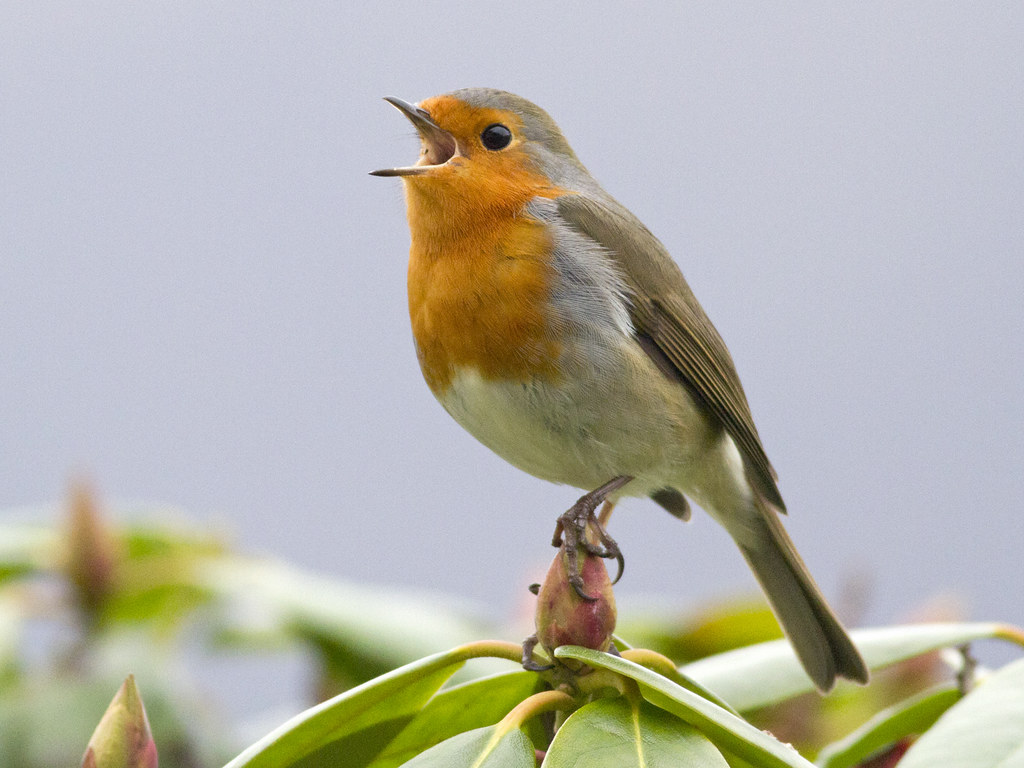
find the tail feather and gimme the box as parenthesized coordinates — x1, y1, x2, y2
(737, 503, 868, 691)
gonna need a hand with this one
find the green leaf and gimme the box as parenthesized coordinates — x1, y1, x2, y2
(367, 670, 541, 768)
(102, 580, 215, 633)
(542, 696, 729, 767)
(99, 521, 225, 634)
(223, 647, 474, 768)
(555, 646, 815, 768)
(815, 684, 961, 768)
(397, 726, 536, 767)
(897, 657, 1024, 768)
(683, 623, 1021, 712)
(620, 649, 740, 717)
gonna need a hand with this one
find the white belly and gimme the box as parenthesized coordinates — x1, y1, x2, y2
(436, 346, 716, 498)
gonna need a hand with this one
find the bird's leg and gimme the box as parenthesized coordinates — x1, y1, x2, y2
(552, 476, 632, 600)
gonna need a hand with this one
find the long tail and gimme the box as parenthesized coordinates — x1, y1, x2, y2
(736, 501, 869, 691)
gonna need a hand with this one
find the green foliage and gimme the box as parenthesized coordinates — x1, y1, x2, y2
(223, 625, 1024, 767)
(3, 491, 1024, 767)
(618, 598, 784, 663)
(681, 623, 1016, 713)
(556, 646, 816, 767)
(365, 670, 542, 768)
(0, 492, 487, 767)
(223, 643, 521, 768)
(897, 657, 1024, 767)
(816, 685, 960, 768)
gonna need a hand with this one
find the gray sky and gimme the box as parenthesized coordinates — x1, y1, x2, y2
(2, 2, 1022, 644)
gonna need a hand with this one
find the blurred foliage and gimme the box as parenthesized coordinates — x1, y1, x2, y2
(1, 484, 1022, 767)
(618, 597, 786, 663)
(0, 484, 487, 767)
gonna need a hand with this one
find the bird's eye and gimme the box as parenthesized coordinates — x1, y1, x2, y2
(480, 123, 512, 150)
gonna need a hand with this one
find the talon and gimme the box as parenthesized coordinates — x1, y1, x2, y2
(562, 532, 599, 601)
(521, 634, 554, 672)
(611, 549, 625, 585)
(569, 570, 599, 602)
(528, 582, 541, 595)
(589, 503, 625, 583)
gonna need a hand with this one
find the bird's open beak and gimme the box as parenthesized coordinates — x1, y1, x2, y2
(370, 97, 458, 177)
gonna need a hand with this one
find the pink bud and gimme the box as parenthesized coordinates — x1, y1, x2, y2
(65, 481, 117, 620)
(535, 543, 617, 660)
(81, 675, 158, 768)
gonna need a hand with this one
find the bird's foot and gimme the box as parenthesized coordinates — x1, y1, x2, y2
(552, 476, 632, 600)
(521, 634, 554, 672)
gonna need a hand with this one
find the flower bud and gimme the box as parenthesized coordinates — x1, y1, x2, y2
(534, 542, 617, 659)
(81, 675, 158, 768)
(65, 481, 117, 622)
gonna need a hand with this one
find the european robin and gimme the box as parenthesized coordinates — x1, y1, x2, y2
(371, 88, 868, 691)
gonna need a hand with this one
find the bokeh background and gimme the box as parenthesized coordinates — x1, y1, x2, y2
(3, 0, 1021, 677)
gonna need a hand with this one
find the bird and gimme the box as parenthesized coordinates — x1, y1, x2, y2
(371, 88, 868, 691)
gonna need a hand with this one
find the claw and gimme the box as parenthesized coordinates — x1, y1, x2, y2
(611, 549, 625, 585)
(521, 634, 554, 672)
(551, 519, 565, 548)
(552, 476, 632, 600)
(586, 509, 625, 584)
(563, 539, 598, 601)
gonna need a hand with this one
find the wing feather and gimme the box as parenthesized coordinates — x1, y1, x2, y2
(555, 193, 785, 511)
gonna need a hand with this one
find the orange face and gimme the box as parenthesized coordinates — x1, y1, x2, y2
(374, 95, 565, 233)
(404, 96, 563, 231)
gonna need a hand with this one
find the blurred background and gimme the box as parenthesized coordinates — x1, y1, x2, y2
(2, 0, 1022, 733)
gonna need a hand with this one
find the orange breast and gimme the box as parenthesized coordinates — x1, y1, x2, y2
(407, 209, 562, 394)
(399, 115, 569, 395)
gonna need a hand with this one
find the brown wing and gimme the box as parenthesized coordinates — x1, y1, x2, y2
(555, 193, 786, 512)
